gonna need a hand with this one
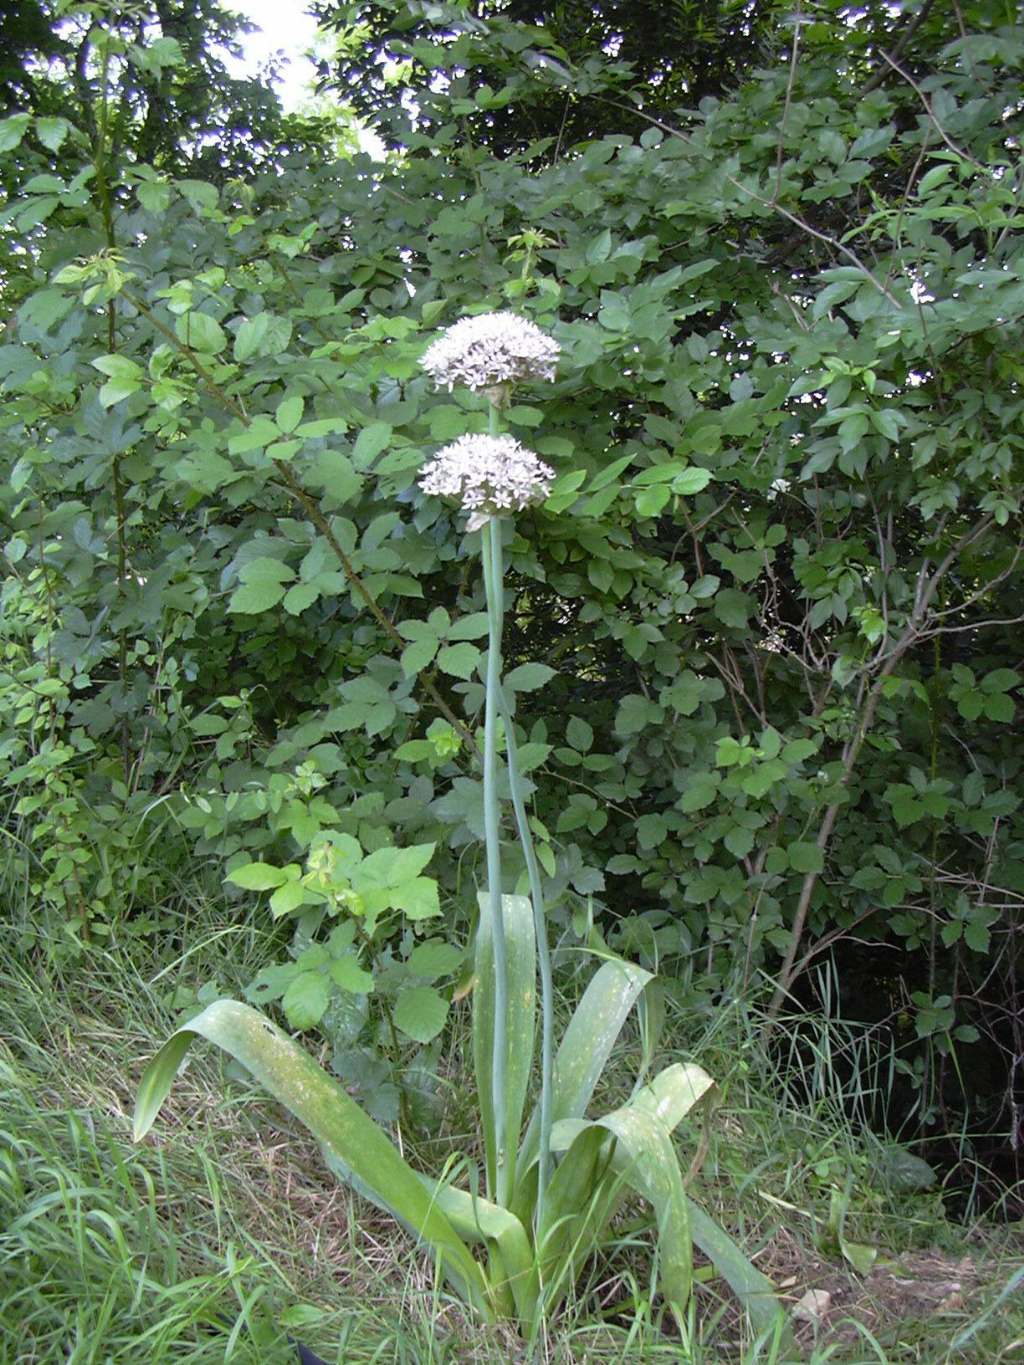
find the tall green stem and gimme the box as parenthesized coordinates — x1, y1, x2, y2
(497, 682, 553, 1231)
(481, 514, 509, 1202)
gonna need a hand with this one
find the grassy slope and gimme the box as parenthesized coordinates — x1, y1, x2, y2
(2, 898, 1023, 1364)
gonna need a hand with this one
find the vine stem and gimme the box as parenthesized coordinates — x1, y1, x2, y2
(481, 514, 509, 1202)
(497, 680, 553, 1232)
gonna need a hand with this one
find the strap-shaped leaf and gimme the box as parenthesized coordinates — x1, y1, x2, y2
(535, 1124, 619, 1317)
(418, 1175, 539, 1323)
(685, 1197, 790, 1344)
(133, 999, 493, 1318)
(514, 957, 651, 1212)
(549, 1108, 693, 1333)
(629, 1061, 715, 1131)
(473, 893, 536, 1201)
(549, 1080, 788, 1344)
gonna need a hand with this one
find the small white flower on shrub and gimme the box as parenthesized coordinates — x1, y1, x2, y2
(420, 311, 559, 392)
(419, 433, 555, 530)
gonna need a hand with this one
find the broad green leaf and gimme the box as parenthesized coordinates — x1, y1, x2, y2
(282, 582, 320, 615)
(536, 1125, 619, 1315)
(228, 416, 280, 454)
(269, 880, 313, 918)
(437, 643, 480, 680)
(505, 663, 556, 693)
(357, 842, 436, 887)
(788, 841, 825, 874)
(226, 862, 290, 890)
(282, 970, 331, 1029)
(276, 394, 304, 433)
(515, 958, 651, 1210)
(328, 957, 374, 993)
(175, 312, 227, 354)
(36, 116, 70, 151)
(176, 178, 219, 212)
(593, 1108, 694, 1333)
(391, 877, 440, 919)
(228, 557, 294, 615)
(394, 986, 449, 1042)
(234, 312, 292, 361)
(401, 636, 440, 678)
(0, 114, 30, 151)
(448, 612, 490, 640)
(419, 1176, 538, 1323)
(628, 1062, 715, 1130)
(473, 894, 536, 1202)
(566, 716, 593, 752)
(408, 941, 463, 980)
(133, 1000, 492, 1317)
(686, 1198, 788, 1342)
(309, 450, 362, 504)
(353, 421, 392, 466)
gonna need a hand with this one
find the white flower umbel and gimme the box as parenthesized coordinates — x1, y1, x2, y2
(419, 433, 555, 530)
(420, 311, 560, 392)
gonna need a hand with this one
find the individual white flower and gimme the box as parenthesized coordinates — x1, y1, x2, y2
(419, 433, 555, 530)
(420, 311, 560, 392)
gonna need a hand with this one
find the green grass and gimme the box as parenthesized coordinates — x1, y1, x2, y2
(2, 896, 1023, 1364)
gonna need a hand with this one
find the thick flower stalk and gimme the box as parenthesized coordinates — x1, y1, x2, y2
(419, 311, 559, 1226)
(418, 433, 554, 532)
(420, 310, 560, 393)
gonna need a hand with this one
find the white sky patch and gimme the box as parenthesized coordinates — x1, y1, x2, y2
(223, 0, 320, 111)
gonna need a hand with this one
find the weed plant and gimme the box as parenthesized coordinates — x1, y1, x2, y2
(4, 907, 1024, 1362)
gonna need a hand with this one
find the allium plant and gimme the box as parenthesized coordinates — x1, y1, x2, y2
(135, 311, 785, 1346)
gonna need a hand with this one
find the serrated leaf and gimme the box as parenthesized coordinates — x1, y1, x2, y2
(566, 716, 593, 752)
(269, 880, 312, 918)
(448, 611, 490, 640)
(401, 636, 440, 678)
(276, 394, 304, 433)
(282, 582, 320, 615)
(36, 116, 70, 151)
(226, 862, 290, 890)
(788, 841, 824, 874)
(228, 580, 287, 613)
(357, 842, 436, 887)
(391, 877, 440, 919)
(505, 663, 556, 693)
(328, 956, 374, 993)
(724, 826, 755, 858)
(437, 643, 480, 680)
(229, 416, 280, 454)
(407, 940, 463, 980)
(228, 557, 294, 614)
(0, 114, 30, 152)
(394, 986, 449, 1043)
(282, 971, 331, 1029)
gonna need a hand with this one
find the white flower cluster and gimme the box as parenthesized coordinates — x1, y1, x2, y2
(420, 311, 560, 392)
(419, 434, 555, 530)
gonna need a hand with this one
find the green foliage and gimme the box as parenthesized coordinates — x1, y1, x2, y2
(135, 934, 784, 1339)
(2, 0, 1024, 1238)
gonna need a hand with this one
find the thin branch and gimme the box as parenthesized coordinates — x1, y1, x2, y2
(861, 0, 937, 95)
